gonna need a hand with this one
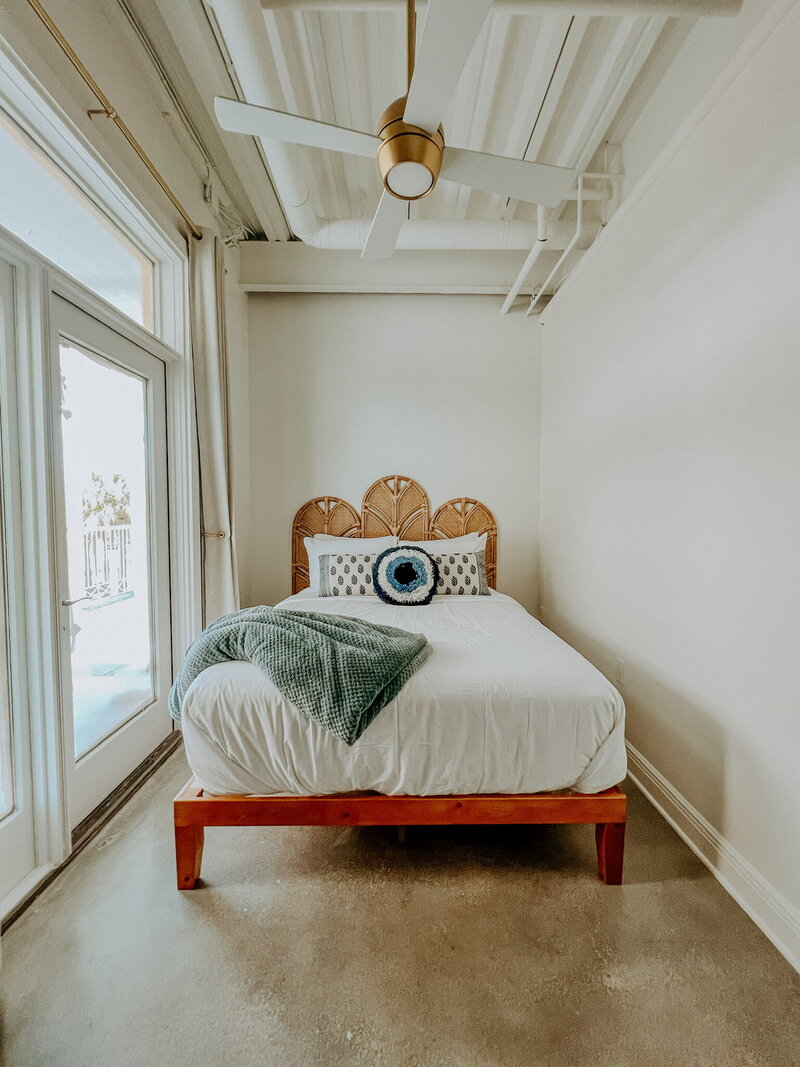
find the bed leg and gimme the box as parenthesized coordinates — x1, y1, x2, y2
(175, 824, 205, 890)
(397, 826, 407, 845)
(595, 821, 625, 885)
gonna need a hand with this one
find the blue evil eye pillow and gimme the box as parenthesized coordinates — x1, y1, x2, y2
(372, 546, 439, 606)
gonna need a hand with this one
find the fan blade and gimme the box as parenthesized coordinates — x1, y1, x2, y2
(403, 0, 492, 134)
(214, 97, 378, 158)
(361, 192, 408, 260)
(441, 147, 578, 207)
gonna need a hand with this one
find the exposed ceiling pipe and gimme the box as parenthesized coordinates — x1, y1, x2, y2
(500, 8, 663, 311)
(311, 218, 594, 250)
(500, 205, 549, 314)
(260, 0, 742, 15)
(208, 0, 606, 252)
(501, 173, 615, 312)
(526, 174, 584, 316)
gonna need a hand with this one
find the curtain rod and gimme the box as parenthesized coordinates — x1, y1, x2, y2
(25, 0, 204, 240)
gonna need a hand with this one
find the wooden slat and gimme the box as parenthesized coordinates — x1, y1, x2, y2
(174, 784, 626, 829)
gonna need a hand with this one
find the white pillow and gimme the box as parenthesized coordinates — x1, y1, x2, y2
(399, 532, 487, 553)
(303, 535, 396, 591)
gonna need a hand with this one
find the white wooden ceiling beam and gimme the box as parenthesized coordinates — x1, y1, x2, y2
(261, 5, 331, 216)
(239, 241, 578, 294)
(260, 0, 742, 16)
(488, 14, 573, 219)
(501, 15, 667, 312)
(289, 9, 351, 218)
(337, 11, 376, 217)
(523, 15, 591, 164)
(557, 16, 668, 170)
(450, 14, 509, 221)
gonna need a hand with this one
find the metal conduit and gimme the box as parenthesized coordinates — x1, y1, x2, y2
(525, 173, 584, 316)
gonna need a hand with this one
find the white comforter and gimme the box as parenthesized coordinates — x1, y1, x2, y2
(180, 591, 626, 796)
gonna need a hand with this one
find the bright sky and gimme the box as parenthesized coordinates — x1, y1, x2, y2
(60, 343, 149, 599)
(0, 113, 151, 325)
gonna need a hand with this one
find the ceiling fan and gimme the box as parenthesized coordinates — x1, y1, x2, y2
(214, 0, 578, 259)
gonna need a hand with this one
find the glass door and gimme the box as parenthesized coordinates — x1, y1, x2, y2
(0, 257, 37, 906)
(51, 296, 172, 828)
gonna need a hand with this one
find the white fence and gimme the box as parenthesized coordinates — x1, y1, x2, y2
(82, 525, 132, 600)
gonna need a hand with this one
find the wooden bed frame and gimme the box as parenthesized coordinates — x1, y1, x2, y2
(174, 475, 626, 889)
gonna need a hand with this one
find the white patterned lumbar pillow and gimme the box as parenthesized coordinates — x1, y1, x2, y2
(304, 535, 395, 591)
(429, 550, 489, 595)
(318, 553, 378, 596)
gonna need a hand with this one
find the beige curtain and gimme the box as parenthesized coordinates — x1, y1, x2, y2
(188, 230, 239, 624)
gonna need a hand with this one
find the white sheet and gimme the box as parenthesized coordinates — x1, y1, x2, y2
(180, 591, 626, 797)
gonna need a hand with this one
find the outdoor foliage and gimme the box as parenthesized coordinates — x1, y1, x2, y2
(81, 472, 131, 527)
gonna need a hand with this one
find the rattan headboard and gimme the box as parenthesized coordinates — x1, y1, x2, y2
(291, 475, 497, 594)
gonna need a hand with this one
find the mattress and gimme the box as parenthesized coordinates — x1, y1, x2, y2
(180, 590, 626, 797)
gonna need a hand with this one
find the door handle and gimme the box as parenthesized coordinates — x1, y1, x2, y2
(61, 595, 91, 607)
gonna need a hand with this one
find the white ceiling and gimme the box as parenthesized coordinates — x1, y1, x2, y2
(107, 0, 748, 304)
(199, 0, 669, 231)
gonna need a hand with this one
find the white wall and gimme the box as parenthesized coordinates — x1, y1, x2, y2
(610, 0, 769, 198)
(246, 293, 540, 611)
(539, 2, 800, 965)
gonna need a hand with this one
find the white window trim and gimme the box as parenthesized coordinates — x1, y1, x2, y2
(0, 44, 201, 917)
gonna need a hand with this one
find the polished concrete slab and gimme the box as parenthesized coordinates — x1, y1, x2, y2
(2, 748, 798, 1067)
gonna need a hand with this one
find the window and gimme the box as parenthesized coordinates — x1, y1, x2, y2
(0, 110, 154, 329)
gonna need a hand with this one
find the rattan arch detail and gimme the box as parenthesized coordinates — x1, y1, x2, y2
(291, 476, 497, 594)
(431, 498, 497, 589)
(361, 475, 430, 541)
(291, 496, 361, 593)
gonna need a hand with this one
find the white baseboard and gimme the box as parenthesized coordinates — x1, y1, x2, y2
(626, 742, 800, 975)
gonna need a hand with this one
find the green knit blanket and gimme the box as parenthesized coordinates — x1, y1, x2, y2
(169, 606, 432, 745)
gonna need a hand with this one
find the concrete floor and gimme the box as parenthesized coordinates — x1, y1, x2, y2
(2, 749, 798, 1067)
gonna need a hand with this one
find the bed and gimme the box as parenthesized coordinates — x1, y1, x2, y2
(174, 475, 627, 888)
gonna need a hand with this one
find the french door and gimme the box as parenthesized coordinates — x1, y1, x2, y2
(51, 296, 172, 828)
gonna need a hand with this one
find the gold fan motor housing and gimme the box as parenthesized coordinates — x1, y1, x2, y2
(376, 97, 444, 201)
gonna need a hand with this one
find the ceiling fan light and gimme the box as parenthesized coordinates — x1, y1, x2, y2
(377, 131, 443, 201)
(386, 160, 434, 199)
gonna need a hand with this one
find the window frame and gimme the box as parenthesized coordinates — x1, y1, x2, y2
(0, 40, 201, 919)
